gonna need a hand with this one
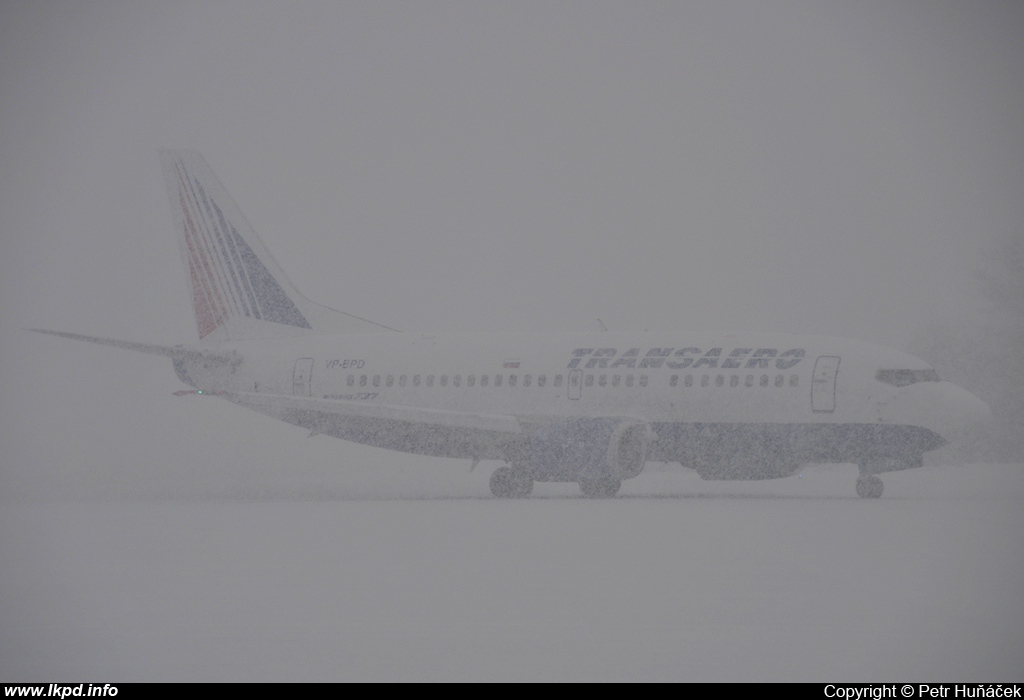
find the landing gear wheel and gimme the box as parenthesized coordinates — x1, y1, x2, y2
(511, 470, 533, 497)
(490, 466, 533, 498)
(579, 476, 621, 498)
(856, 474, 884, 499)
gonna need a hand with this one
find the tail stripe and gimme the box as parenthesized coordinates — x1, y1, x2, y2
(205, 191, 259, 319)
(181, 166, 247, 320)
(208, 193, 265, 321)
(214, 201, 260, 317)
(178, 179, 227, 337)
(178, 167, 234, 334)
(189, 175, 248, 319)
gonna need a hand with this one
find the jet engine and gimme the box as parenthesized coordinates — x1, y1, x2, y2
(512, 417, 654, 483)
(606, 419, 653, 480)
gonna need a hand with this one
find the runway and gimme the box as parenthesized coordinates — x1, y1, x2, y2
(2, 464, 1021, 681)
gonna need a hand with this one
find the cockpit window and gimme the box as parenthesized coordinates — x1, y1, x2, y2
(876, 369, 941, 387)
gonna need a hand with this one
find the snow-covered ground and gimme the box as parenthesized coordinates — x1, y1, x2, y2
(2, 463, 1021, 681)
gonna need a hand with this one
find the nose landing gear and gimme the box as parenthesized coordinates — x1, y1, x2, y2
(856, 474, 884, 499)
(578, 476, 621, 498)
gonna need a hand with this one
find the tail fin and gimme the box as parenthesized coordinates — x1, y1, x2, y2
(160, 149, 395, 342)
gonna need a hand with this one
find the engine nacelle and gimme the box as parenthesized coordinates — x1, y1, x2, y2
(606, 420, 653, 480)
(512, 417, 653, 482)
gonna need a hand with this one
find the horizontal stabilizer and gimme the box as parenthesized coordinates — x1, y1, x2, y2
(29, 329, 236, 366)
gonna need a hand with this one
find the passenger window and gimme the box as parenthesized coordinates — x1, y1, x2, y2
(598, 374, 607, 387)
(790, 374, 799, 387)
(716, 375, 724, 387)
(360, 375, 367, 387)
(495, 374, 502, 387)
(467, 375, 475, 387)
(524, 375, 532, 387)
(639, 375, 648, 387)
(480, 374, 488, 387)
(399, 375, 407, 387)
(585, 374, 594, 387)
(509, 374, 517, 387)
(775, 375, 784, 387)
(685, 375, 693, 387)
(760, 375, 768, 387)
(730, 375, 738, 388)
(625, 375, 634, 387)
(701, 375, 709, 387)
(554, 375, 563, 387)
(538, 375, 546, 387)
(670, 375, 678, 387)
(426, 375, 434, 387)
(440, 375, 448, 387)
(386, 375, 394, 387)
(413, 374, 421, 387)
(347, 375, 355, 387)
(612, 374, 620, 387)
(745, 375, 753, 387)
(453, 375, 460, 387)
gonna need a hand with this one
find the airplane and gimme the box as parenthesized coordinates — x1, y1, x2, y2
(33, 149, 992, 499)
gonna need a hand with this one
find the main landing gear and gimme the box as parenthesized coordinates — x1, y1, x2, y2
(489, 466, 533, 498)
(855, 474, 884, 499)
(489, 467, 623, 498)
(578, 476, 621, 498)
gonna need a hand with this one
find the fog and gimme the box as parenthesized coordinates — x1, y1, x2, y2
(1, 1, 1022, 680)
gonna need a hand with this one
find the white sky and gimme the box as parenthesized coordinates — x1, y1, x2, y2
(2, 2, 1021, 342)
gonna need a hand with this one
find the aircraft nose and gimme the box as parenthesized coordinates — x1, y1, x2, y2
(878, 382, 991, 437)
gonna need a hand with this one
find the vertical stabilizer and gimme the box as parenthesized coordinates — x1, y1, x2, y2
(160, 149, 394, 342)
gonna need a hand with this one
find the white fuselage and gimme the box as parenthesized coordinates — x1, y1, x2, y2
(176, 330, 989, 480)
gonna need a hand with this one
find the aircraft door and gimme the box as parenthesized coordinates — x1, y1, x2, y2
(811, 356, 840, 413)
(293, 357, 314, 397)
(568, 369, 582, 400)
